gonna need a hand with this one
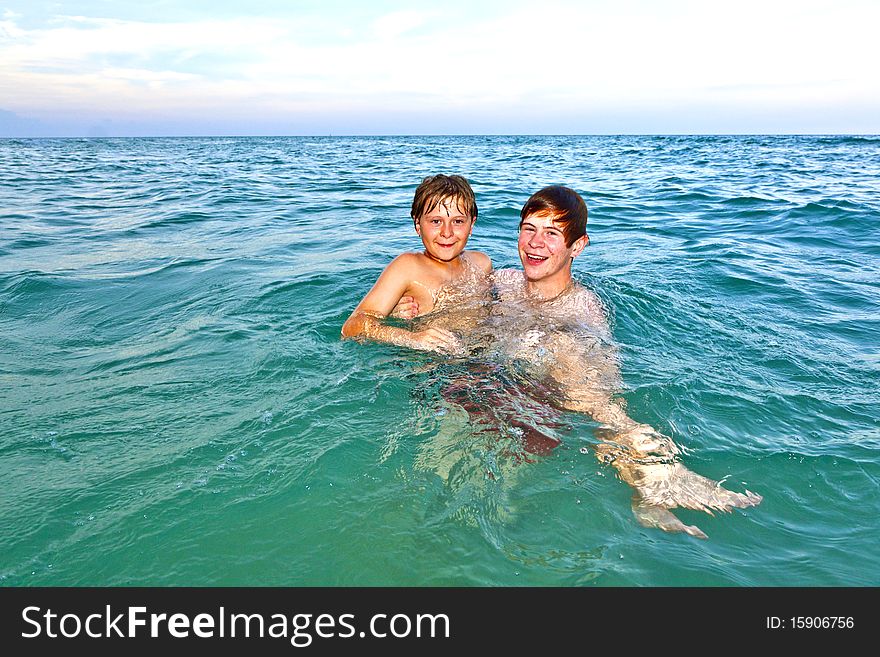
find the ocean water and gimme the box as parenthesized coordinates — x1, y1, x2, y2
(1, 135, 878, 586)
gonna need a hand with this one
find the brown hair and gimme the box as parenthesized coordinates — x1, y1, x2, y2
(411, 175, 478, 225)
(519, 185, 588, 246)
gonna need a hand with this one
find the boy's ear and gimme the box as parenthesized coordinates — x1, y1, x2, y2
(571, 234, 589, 258)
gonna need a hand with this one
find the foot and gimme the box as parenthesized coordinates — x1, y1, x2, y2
(632, 502, 708, 539)
(627, 462, 762, 514)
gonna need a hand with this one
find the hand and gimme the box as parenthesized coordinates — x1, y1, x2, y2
(409, 327, 463, 355)
(390, 295, 420, 320)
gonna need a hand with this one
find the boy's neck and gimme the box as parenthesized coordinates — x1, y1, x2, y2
(422, 250, 466, 270)
(523, 269, 573, 300)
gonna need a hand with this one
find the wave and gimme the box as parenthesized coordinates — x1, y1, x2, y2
(720, 195, 788, 207)
(815, 135, 880, 146)
(0, 269, 75, 299)
(777, 200, 877, 231)
(137, 210, 215, 231)
(3, 135, 879, 586)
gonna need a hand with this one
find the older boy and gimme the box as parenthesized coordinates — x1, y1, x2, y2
(341, 175, 491, 353)
(501, 186, 761, 536)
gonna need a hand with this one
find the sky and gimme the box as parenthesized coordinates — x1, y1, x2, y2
(1, 0, 878, 136)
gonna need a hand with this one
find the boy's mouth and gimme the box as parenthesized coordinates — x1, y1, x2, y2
(525, 253, 548, 265)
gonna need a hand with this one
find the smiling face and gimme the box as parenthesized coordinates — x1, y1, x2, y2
(518, 211, 588, 297)
(415, 198, 475, 263)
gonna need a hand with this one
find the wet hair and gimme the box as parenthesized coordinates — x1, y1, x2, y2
(411, 175, 478, 225)
(519, 185, 588, 247)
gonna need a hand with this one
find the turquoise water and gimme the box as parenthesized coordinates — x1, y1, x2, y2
(1, 135, 878, 586)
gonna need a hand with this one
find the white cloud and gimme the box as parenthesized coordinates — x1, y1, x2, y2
(370, 10, 434, 40)
(2, 15, 290, 68)
(0, 16, 26, 38)
(0, 1, 877, 131)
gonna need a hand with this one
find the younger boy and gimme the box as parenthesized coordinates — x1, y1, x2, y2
(341, 175, 491, 353)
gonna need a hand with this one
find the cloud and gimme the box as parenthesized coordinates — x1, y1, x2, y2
(0, 1, 877, 134)
(370, 9, 434, 40)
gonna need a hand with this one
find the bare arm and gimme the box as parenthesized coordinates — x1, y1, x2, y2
(543, 291, 650, 440)
(341, 256, 461, 353)
(547, 315, 760, 538)
(550, 332, 677, 456)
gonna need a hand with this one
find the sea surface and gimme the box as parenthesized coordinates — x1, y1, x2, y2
(1, 135, 878, 586)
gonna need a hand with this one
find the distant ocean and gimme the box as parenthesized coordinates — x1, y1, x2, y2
(1, 135, 878, 586)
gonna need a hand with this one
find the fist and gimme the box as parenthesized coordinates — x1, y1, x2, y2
(390, 295, 420, 320)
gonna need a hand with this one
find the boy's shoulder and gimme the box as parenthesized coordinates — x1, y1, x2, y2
(566, 284, 610, 334)
(383, 251, 434, 279)
(389, 251, 425, 265)
(463, 250, 492, 273)
(571, 283, 601, 303)
(388, 251, 428, 267)
(566, 284, 604, 313)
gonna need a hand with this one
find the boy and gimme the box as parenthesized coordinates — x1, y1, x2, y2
(341, 175, 491, 353)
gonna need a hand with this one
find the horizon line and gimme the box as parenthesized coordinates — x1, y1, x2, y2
(2, 132, 878, 139)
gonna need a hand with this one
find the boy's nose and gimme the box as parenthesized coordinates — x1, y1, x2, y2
(441, 222, 454, 237)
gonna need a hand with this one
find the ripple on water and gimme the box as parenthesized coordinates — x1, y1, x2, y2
(1, 135, 879, 585)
